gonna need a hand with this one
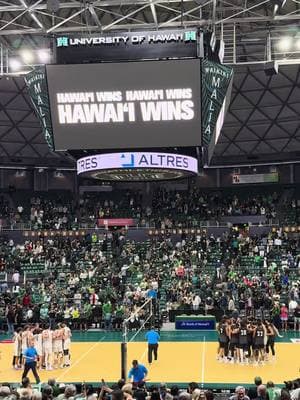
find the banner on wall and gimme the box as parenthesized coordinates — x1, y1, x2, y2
(98, 218, 135, 227)
(233, 172, 279, 184)
(201, 59, 233, 159)
(24, 67, 54, 150)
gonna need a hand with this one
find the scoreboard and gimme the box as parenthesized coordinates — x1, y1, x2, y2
(46, 59, 202, 150)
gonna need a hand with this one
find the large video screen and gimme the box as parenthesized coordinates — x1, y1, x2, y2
(46, 60, 201, 150)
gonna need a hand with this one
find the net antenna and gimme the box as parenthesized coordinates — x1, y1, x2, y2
(121, 297, 154, 380)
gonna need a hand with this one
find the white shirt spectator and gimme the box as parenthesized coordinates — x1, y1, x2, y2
(291, 388, 300, 400)
(17, 205, 23, 214)
(80, 271, 88, 280)
(12, 272, 20, 284)
(74, 293, 82, 306)
(289, 299, 298, 314)
(88, 268, 95, 279)
(12, 285, 20, 293)
(228, 298, 235, 311)
(193, 295, 201, 306)
(27, 309, 33, 320)
(121, 265, 129, 277)
(151, 280, 158, 290)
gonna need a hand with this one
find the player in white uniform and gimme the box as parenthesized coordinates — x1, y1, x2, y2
(12, 328, 22, 369)
(34, 328, 43, 369)
(62, 323, 72, 367)
(21, 326, 29, 366)
(53, 325, 64, 369)
(42, 325, 53, 370)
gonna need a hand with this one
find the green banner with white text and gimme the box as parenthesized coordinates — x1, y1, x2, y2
(202, 59, 233, 147)
(24, 67, 54, 150)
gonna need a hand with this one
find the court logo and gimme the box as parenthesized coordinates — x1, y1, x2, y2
(57, 37, 69, 47)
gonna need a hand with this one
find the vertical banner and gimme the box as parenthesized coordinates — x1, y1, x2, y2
(24, 67, 54, 150)
(201, 59, 233, 148)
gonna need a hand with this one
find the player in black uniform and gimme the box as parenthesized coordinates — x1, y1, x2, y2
(217, 318, 229, 362)
(265, 320, 282, 362)
(237, 320, 249, 364)
(247, 318, 255, 362)
(229, 320, 240, 363)
(253, 319, 267, 365)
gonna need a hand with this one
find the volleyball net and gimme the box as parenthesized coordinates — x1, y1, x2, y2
(121, 297, 154, 379)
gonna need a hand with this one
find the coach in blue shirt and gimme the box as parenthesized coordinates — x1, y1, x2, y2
(145, 327, 160, 364)
(22, 342, 40, 384)
(128, 360, 148, 385)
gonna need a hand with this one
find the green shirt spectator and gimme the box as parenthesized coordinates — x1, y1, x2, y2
(115, 305, 124, 318)
(267, 382, 281, 400)
(255, 255, 262, 266)
(40, 304, 49, 320)
(102, 301, 112, 315)
(192, 275, 199, 285)
(83, 303, 92, 319)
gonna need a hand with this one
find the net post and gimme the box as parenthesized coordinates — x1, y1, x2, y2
(121, 341, 127, 381)
(121, 320, 128, 380)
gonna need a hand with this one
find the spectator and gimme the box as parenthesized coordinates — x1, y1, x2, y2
(230, 387, 250, 400)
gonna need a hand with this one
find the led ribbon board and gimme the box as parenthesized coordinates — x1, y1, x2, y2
(77, 152, 198, 181)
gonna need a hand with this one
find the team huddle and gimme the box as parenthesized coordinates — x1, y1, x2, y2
(12, 323, 72, 371)
(217, 317, 282, 365)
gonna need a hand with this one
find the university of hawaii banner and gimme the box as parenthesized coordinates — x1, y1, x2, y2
(24, 67, 54, 150)
(202, 59, 233, 149)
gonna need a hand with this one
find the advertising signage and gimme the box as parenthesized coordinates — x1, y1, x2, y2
(46, 59, 202, 151)
(55, 29, 201, 63)
(77, 152, 198, 181)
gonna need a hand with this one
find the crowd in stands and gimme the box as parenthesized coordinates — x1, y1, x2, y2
(0, 375, 299, 400)
(0, 226, 299, 332)
(77, 191, 144, 224)
(151, 189, 279, 225)
(11, 196, 75, 230)
(1, 186, 298, 230)
(160, 231, 300, 325)
(0, 230, 157, 331)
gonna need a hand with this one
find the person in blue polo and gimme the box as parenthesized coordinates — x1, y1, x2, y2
(22, 341, 40, 384)
(128, 359, 148, 386)
(145, 326, 160, 364)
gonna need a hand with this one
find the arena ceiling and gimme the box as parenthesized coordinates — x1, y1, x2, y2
(0, 0, 299, 167)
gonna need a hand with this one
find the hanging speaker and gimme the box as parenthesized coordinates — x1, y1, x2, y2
(47, 0, 60, 13)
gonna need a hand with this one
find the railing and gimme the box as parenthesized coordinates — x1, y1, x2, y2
(0, 218, 280, 231)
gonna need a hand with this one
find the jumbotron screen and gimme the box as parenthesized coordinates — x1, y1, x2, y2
(46, 60, 201, 150)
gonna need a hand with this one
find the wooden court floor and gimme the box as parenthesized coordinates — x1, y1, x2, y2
(1, 339, 299, 386)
